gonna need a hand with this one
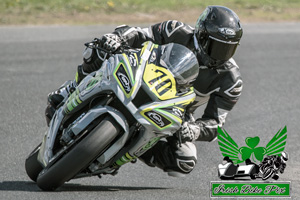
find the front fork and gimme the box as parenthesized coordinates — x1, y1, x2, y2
(110, 127, 162, 169)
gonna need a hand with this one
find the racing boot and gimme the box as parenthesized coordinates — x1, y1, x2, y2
(45, 80, 77, 126)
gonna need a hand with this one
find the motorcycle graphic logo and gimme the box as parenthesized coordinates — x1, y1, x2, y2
(117, 72, 131, 93)
(144, 111, 171, 128)
(217, 126, 288, 180)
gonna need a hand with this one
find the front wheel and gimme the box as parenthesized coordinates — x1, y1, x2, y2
(37, 116, 121, 191)
(262, 167, 274, 180)
(25, 143, 43, 182)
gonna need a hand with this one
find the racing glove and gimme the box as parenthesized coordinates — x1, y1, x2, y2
(101, 33, 122, 52)
(179, 121, 200, 143)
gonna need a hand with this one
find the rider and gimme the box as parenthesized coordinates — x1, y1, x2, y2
(259, 152, 289, 180)
(46, 6, 243, 176)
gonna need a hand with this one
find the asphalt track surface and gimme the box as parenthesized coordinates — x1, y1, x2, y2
(0, 23, 299, 200)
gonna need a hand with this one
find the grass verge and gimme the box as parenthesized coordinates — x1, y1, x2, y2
(1, 0, 300, 25)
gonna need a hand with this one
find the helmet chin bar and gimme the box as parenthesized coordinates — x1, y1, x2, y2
(196, 44, 226, 69)
(194, 33, 227, 69)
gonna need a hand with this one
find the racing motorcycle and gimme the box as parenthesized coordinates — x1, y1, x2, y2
(259, 153, 288, 180)
(25, 41, 199, 191)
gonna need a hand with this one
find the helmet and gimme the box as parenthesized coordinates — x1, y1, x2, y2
(195, 6, 243, 67)
(160, 43, 199, 89)
(280, 152, 289, 162)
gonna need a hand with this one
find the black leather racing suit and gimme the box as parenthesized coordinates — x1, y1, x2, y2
(77, 20, 243, 175)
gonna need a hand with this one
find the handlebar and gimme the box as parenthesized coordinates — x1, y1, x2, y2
(84, 38, 133, 57)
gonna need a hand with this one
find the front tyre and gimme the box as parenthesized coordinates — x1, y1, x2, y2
(262, 167, 274, 180)
(36, 116, 120, 191)
(25, 143, 43, 182)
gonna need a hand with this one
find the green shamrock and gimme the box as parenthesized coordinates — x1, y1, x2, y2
(239, 137, 266, 163)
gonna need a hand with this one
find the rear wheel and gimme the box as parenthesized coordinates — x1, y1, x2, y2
(25, 143, 43, 182)
(36, 116, 121, 191)
(250, 174, 256, 180)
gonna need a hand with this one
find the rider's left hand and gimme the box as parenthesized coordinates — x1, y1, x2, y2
(179, 121, 200, 142)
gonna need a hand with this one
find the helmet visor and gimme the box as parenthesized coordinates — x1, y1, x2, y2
(204, 36, 238, 61)
(160, 43, 199, 86)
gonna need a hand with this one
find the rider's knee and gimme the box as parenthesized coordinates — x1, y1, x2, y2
(167, 156, 196, 177)
(139, 140, 197, 177)
(172, 142, 197, 175)
(82, 47, 104, 74)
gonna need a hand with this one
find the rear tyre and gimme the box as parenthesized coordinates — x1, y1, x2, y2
(25, 143, 43, 182)
(250, 174, 256, 180)
(36, 116, 121, 191)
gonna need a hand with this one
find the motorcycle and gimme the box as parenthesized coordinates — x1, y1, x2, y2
(25, 41, 199, 191)
(259, 158, 284, 180)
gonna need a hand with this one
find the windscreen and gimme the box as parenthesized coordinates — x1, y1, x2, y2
(160, 43, 199, 86)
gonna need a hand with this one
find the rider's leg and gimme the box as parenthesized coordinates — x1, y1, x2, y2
(45, 79, 77, 126)
(45, 47, 105, 125)
(139, 137, 197, 177)
(76, 47, 105, 83)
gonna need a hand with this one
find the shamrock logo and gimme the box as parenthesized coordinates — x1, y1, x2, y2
(239, 137, 266, 163)
(217, 126, 287, 164)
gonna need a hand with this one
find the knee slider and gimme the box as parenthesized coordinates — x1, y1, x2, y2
(175, 142, 197, 173)
(175, 157, 196, 174)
